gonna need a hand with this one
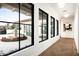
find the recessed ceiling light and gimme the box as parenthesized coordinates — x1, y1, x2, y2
(64, 14, 69, 17)
(58, 3, 65, 8)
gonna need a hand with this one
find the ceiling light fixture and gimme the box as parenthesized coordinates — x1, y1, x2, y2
(64, 14, 69, 18)
(58, 3, 65, 8)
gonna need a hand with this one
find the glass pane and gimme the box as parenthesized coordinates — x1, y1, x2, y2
(43, 13, 47, 40)
(0, 3, 19, 56)
(20, 4, 32, 48)
(53, 18, 55, 37)
(39, 10, 43, 39)
(51, 17, 54, 37)
(57, 20, 59, 35)
(0, 23, 19, 55)
(0, 4, 19, 22)
(39, 9, 48, 42)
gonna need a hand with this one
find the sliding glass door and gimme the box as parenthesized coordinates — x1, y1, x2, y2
(0, 3, 19, 55)
(20, 3, 33, 48)
(0, 3, 34, 56)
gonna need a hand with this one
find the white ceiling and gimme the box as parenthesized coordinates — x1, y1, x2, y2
(50, 3, 77, 19)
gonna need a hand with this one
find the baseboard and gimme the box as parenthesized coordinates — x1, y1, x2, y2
(60, 37, 74, 39)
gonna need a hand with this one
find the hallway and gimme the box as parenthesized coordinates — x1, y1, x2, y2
(0, 3, 79, 56)
(39, 38, 77, 56)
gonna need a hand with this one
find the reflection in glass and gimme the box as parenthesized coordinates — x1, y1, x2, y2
(20, 4, 32, 48)
(51, 17, 53, 37)
(43, 13, 47, 40)
(0, 23, 19, 55)
(51, 17, 55, 38)
(56, 20, 59, 35)
(0, 3, 19, 56)
(0, 3, 33, 55)
(39, 9, 48, 42)
(0, 4, 19, 22)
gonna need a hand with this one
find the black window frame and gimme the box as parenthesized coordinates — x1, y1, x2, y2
(56, 20, 59, 36)
(0, 3, 34, 56)
(50, 16, 55, 38)
(39, 9, 48, 43)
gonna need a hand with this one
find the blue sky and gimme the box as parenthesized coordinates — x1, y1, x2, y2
(0, 7, 31, 22)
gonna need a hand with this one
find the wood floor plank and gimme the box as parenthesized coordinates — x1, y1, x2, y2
(39, 38, 77, 56)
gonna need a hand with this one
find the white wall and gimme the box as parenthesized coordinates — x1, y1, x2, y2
(9, 3, 60, 56)
(74, 4, 79, 53)
(61, 17, 74, 38)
